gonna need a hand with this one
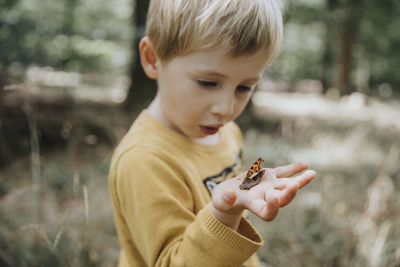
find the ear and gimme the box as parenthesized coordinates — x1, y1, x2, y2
(139, 36, 159, 80)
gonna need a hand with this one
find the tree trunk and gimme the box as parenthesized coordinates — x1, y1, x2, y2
(321, 0, 339, 92)
(123, 0, 156, 113)
(336, 0, 362, 95)
(0, 79, 5, 101)
(61, 0, 78, 68)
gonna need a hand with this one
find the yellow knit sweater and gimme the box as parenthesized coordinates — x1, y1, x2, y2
(109, 110, 263, 267)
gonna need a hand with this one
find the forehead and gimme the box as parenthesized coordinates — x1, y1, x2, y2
(165, 47, 270, 79)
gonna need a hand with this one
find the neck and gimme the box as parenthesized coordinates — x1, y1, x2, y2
(147, 94, 170, 127)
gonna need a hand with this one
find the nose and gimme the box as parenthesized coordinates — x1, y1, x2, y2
(210, 93, 234, 120)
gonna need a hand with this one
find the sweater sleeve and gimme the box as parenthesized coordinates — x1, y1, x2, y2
(111, 146, 263, 267)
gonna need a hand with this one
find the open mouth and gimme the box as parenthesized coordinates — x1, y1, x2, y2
(200, 125, 222, 135)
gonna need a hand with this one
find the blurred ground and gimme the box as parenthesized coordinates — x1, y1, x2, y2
(244, 88, 400, 266)
(0, 80, 399, 266)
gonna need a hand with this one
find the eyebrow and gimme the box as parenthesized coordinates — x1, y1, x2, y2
(194, 70, 261, 84)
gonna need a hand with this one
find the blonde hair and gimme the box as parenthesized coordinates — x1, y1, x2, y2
(146, 0, 283, 65)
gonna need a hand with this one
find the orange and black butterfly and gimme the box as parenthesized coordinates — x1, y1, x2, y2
(239, 157, 265, 190)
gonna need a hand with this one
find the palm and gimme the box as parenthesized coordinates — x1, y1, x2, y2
(212, 162, 316, 222)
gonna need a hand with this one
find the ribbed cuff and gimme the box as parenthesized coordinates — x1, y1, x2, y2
(200, 203, 263, 254)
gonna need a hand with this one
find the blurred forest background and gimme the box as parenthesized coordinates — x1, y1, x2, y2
(1, 0, 400, 266)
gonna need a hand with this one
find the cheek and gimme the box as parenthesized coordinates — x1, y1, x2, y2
(182, 98, 208, 118)
(179, 87, 212, 112)
(233, 96, 251, 116)
(167, 92, 205, 121)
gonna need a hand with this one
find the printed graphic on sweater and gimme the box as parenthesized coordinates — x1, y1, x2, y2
(203, 153, 242, 194)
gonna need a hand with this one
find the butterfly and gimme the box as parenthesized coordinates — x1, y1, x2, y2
(239, 157, 264, 190)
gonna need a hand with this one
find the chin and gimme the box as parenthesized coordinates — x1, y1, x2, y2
(190, 130, 210, 139)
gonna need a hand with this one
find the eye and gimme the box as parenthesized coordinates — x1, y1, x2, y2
(236, 85, 252, 93)
(197, 80, 218, 88)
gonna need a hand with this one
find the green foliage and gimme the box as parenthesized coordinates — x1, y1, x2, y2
(267, 0, 400, 94)
(0, 0, 133, 75)
(358, 0, 400, 89)
(1, 0, 399, 95)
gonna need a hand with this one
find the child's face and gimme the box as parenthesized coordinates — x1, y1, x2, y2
(154, 46, 270, 139)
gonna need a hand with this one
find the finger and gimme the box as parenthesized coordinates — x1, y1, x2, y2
(295, 170, 316, 189)
(275, 170, 316, 190)
(277, 180, 298, 207)
(212, 188, 237, 212)
(274, 162, 308, 178)
(248, 191, 279, 221)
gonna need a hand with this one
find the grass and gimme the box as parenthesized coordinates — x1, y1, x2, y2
(0, 145, 118, 267)
(1, 93, 399, 266)
(242, 101, 400, 266)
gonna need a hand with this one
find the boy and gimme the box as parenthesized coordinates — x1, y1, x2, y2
(109, 0, 316, 266)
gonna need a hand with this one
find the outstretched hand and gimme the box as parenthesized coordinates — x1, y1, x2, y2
(210, 162, 316, 230)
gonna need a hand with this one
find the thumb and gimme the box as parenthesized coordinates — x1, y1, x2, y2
(213, 188, 237, 212)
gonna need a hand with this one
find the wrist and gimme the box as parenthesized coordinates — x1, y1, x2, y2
(209, 203, 243, 231)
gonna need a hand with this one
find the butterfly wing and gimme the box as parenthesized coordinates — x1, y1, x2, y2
(239, 169, 265, 190)
(240, 157, 264, 190)
(246, 157, 263, 178)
